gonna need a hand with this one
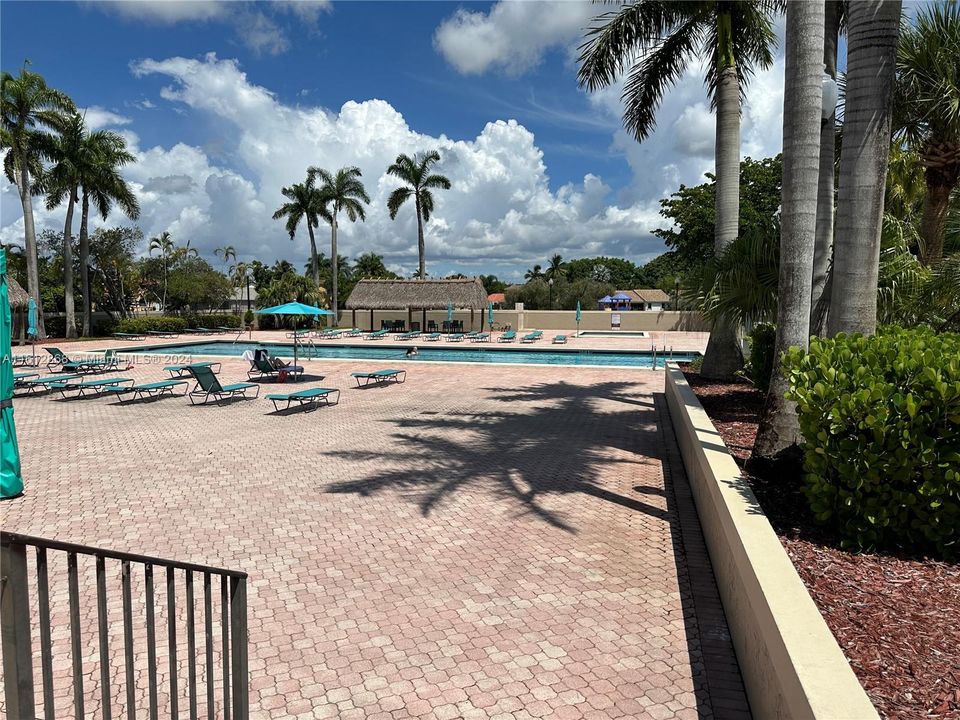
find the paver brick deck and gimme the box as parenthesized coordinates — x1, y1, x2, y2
(2, 341, 745, 719)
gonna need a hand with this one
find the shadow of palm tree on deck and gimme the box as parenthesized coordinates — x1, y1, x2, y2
(325, 380, 670, 532)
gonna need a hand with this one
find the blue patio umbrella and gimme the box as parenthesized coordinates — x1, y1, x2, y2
(27, 297, 38, 360)
(576, 301, 581, 336)
(1, 251, 24, 499)
(488, 302, 494, 327)
(255, 302, 334, 377)
(598, 295, 613, 304)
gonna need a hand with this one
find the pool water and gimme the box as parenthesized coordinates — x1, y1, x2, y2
(130, 341, 698, 369)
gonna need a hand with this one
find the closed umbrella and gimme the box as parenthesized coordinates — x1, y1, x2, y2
(576, 301, 581, 337)
(27, 297, 37, 361)
(488, 302, 494, 327)
(255, 302, 334, 379)
(1, 252, 24, 499)
(447, 303, 454, 332)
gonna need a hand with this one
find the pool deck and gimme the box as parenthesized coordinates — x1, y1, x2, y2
(4, 333, 746, 720)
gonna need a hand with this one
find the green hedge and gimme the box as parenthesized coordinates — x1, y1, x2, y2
(747, 323, 776, 392)
(116, 316, 188, 334)
(43, 315, 117, 338)
(783, 328, 960, 557)
(179, 312, 242, 329)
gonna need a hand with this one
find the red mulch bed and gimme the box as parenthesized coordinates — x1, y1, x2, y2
(681, 368, 960, 720)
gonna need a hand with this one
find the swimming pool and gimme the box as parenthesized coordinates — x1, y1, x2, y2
(127, 341, 698, 369)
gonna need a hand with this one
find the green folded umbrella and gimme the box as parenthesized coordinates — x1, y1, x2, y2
(1, 252, 24, 499)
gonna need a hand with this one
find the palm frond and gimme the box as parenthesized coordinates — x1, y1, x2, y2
(387, 187, 413, 220)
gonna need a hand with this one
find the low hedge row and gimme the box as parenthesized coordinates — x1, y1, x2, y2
(783, 328, 960, 557)
(115, 316, 188, 333)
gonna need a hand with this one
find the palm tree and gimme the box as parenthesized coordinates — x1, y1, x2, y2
(895, 1, 960, 264)
(43, 112, 86, 338)
(1, 65, 75, 337)
(149, 231, 174, 311)
(308, 166, 370, 321)
(386, 151, 452, 278)
(578, 1, 780, 379)
(76, 129, 139, 335)
(546, 254, 566, 280)
(754, 0, 824, 459)
(215, 244, 236, 270)
(272, 174, 325, 289)
(524, 264, 544, 281)
(827, 0, 902, 336)
(810, 0, 843, 333)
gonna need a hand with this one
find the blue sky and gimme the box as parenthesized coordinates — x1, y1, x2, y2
(1, 0, 787, 281)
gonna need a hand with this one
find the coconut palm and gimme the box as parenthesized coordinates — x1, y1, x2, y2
(894, 1, 960, 265)
(149, 231, 174, 311)
(308, 166, 370, 321)
(1, 65, 75, 337)
(754, 0, 824, 459)
(524, 264, 544, 281)
(827, 0, 902, 336)
(43, 112, 86, 337)
(810, 0, 844, 333)
(578, 0, 781, 379)
(545, 254, 567, 280)
(273, 174, 326, 291)
(76, 129, 139, 334)
(215, 244, 236, 270)
(386, 151, 452, 279)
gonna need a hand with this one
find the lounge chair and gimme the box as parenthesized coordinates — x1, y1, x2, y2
(13, 371, 39, 388)
(470, 333, 491, 343)
(395, 331, 421, 341)
(317, 329, 343, 340)
(46, 347, 119, 373)
(343, 328, 363, 337)
(101, 379, 189, 403)
(12, 354, 40, 367)
(521, 330, 543, 343)
(351, 369, 407, 387)
(217, 326, 241, 334)
(286, 329, 313, 339)
(423, 332, 442, 342)
(50, 377, 134, 399)
(184, 328, 215, 336)
(186, 365, 260, 405)
(447, 333, 466, 342)
(265, 387, 340, 412)
(463, 331, 479, 340)
(146, 330, 179, 338)
(164, 361, 222, 378)
(16, 373, 82, 395)
(498, 331, 517, 343)
(112, 332, 146, 341)
(365, 329, 388, 340)
(247, 356, 304, 381)
(553, 334, 568, 344)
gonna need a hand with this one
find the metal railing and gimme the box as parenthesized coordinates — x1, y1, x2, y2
(1, 531, 248, 720)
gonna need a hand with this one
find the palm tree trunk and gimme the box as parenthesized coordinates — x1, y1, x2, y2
(918, 161, 958, 265)
(162, 258, 167, 313)
(331, 214, 339, 325)
(700, 19, 744, 380)
(810, 0, 841, 334)
(754, 0, 824, 459)
(827, 0, 901, 336)
(79, 190, 92, 336)
(307, 222, 320, 288)
(62, 190, 77, 339)
(416, 196, 426, 278)
(17, 161, 46, 338)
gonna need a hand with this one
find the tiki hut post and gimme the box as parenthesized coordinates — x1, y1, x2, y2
(6, 275, 29, 345)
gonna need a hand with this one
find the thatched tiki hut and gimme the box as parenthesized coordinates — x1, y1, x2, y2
(7, 275, 29, 344)
(346, 278, 489, 332)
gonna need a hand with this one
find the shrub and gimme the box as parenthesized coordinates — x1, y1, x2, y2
(783, 328, 960, 557)
(116, 316, 188, 334)
(746, 323, 776, 392)
(243, 310, 255, 327)
(178, 312, 241, 329)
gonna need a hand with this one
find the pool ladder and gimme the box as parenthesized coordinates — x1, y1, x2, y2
(650, 344, 674, 370)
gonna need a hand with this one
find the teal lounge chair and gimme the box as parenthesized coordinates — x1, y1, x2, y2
(46, 347, 119, 373)
(521, 330, 543, 343)
(247, 356, 304, 381)
(365, 329, 388, 340)
(112, 332, 146, 341)
(470, 333, 490, 343)
(498, 331, 516, 343)
(318, 329, 343, 340)
(101, 379, 189, 403)
(286, 329, 313, 339)
(186, 365, 259, 405)
(423, 332, 442, 341)
(184, 328, 215, 336)
(265, 387, 340, 412)
(146, 330, 179, 338)
(12, 354, 40, 367)
(553, 335, 568, 344)
(395, 331, 421, 341)
(343, 328, 363, 337)
(164, 361, 221, 378)
(50, 377, 134, 399)
(351, 369, 407, 387)
(16, 373, 82, 395)
(14, 371, 38, 388)
(447, 333, 466, 342)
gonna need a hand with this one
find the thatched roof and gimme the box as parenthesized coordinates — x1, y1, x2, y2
(346, 278, 488, 310)
(620, 288, 671, 303)
(7, 276, 28, 308)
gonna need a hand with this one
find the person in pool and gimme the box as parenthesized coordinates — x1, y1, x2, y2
(405, 347, 419, 358)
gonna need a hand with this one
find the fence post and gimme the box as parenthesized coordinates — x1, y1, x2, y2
(1, 535, 35, 718)
(230, 576, 248, 720)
